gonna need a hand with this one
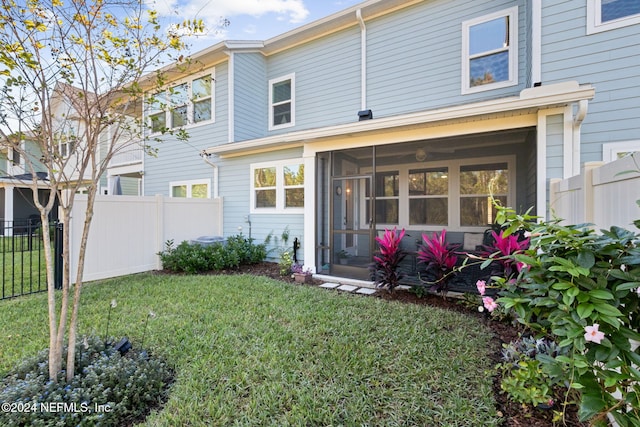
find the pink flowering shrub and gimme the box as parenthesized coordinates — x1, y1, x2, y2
(490, 204, 640, 425)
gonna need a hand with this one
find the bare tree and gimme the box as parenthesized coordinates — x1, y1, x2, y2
(0, 0, 213, 381)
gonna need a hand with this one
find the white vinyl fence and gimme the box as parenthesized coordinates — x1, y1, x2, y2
(68, 195, 223, 282)
(549, 154, 640, 231)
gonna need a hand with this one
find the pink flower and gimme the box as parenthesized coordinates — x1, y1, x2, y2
(482, 297, 498, 312)
(516, 262, 529, 273)
(476, 280, 486, 295)
(584, 324, 605, 344)
(636, 287, 640, 297)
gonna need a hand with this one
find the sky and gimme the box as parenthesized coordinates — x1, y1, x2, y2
(150, 0, 364, 51)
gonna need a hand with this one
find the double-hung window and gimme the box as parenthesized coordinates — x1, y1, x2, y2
(269, 74, 295, 130)
(251, 159, 304, 213)
(147, 70, 214, 133)
(587, 0, 640, 33)
(462, 7, 518, 94)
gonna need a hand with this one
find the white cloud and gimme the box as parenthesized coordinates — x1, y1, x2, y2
(153, 0, 309, 24)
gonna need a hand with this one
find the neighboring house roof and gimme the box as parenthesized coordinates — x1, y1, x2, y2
(0, 172, 49, 181)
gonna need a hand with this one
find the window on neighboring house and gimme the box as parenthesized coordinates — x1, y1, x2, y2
(147, 71, 214, 133)
(459, 163, 508, 226)
(170, 179, 211, 198)
(55, 129, 76, 158)
(269, 74, 295, 130)
(11, 147, 20, 165)
(588, 0, 640, 33)
(251, 159, 304, 213)
(462, 7, 518, 94)
(409, 168, 448, 226)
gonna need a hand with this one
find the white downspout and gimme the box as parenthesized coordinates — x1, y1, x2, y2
(356, 9, 367, 111)
(572, 100, 589, 176)
(201, 152, 219, 198)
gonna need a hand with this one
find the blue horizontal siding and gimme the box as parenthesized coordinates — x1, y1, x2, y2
(541, 0, 640, 163)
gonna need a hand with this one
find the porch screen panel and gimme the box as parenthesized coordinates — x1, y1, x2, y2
(459, 163, 508, 226)
(409, 168, 448, 225)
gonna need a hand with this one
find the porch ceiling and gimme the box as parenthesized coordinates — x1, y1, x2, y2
(204, 81, 594, 159)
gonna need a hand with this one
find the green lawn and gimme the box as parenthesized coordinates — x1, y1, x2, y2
(0, 273, 501, 426)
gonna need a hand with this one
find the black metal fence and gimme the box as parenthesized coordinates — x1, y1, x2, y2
(0, 219, 62, 300)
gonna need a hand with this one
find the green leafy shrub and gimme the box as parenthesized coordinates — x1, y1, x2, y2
(499, 336, 566, 408)
(0, 335, 173, 426)
(158, 234, 266, 274)
(484, 203, 640, 426)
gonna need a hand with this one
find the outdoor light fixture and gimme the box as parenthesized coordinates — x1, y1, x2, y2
(415, 148, 427, 161)
(114, 337, 132, 355)
(358, 109, 373, 121)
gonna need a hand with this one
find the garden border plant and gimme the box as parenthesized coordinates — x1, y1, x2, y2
(476, 201, 640, 426)
(158, 234, 267, 274)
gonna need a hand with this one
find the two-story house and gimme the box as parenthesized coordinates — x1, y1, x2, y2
(134, 0, 638, 283)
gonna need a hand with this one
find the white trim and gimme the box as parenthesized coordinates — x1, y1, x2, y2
(461, 6, 518, 95)
(250, 158, 304, 214)
(356, 8, 367, 111)
(361, 155, 515, 232)
(531, 0, 542, 85)
(169, 178, 211, 198)
(563, 105, 573, 179)
(227, 52, 235, 143)
(536, 113, 547, 222)
(146, 68, 216, 135)
(268, 73, 295, 130)
(602, 140, 640, 162)
(302, 153, 316, 273)
(587, 0, 640, 34)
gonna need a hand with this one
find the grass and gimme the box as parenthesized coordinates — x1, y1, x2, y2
(0, 273, 501, 426)
(0, 235, 48, 299)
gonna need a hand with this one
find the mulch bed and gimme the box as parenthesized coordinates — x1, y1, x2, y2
(207, 262, 589, 426)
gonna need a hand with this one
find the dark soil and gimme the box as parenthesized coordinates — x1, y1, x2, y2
(209, 262, 589, 427)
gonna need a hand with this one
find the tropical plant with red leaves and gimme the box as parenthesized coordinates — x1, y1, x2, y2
(417, 229, 460, 292)
(371, 227, 407, 292)
(482, 230, 530, 277)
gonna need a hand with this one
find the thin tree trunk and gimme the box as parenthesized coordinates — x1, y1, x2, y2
(66, 188, 97, 381)
(42, 215, 60, 381)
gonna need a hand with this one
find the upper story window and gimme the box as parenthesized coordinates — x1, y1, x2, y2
(462, 7, 518, 94)
(251, 159, 304, 213)
(147, 70, 214, 134)
(587, 0, 640, 34)
(269, 74, 295, 130)
(55, 128, 76, 158)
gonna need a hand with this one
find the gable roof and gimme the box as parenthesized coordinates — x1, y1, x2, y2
(139, 0, 422, 87)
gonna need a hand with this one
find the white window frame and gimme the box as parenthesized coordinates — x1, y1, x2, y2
(602, 140, 640, 162)
(169, 179, 211, 198)
(268, 73, 295, 131)
(362, 155, 516, 232)
(146, 68, 215, 134)
(587, 0, 640, 34)
(250, 158, 304, 214)
(461, 7, 518, 95)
